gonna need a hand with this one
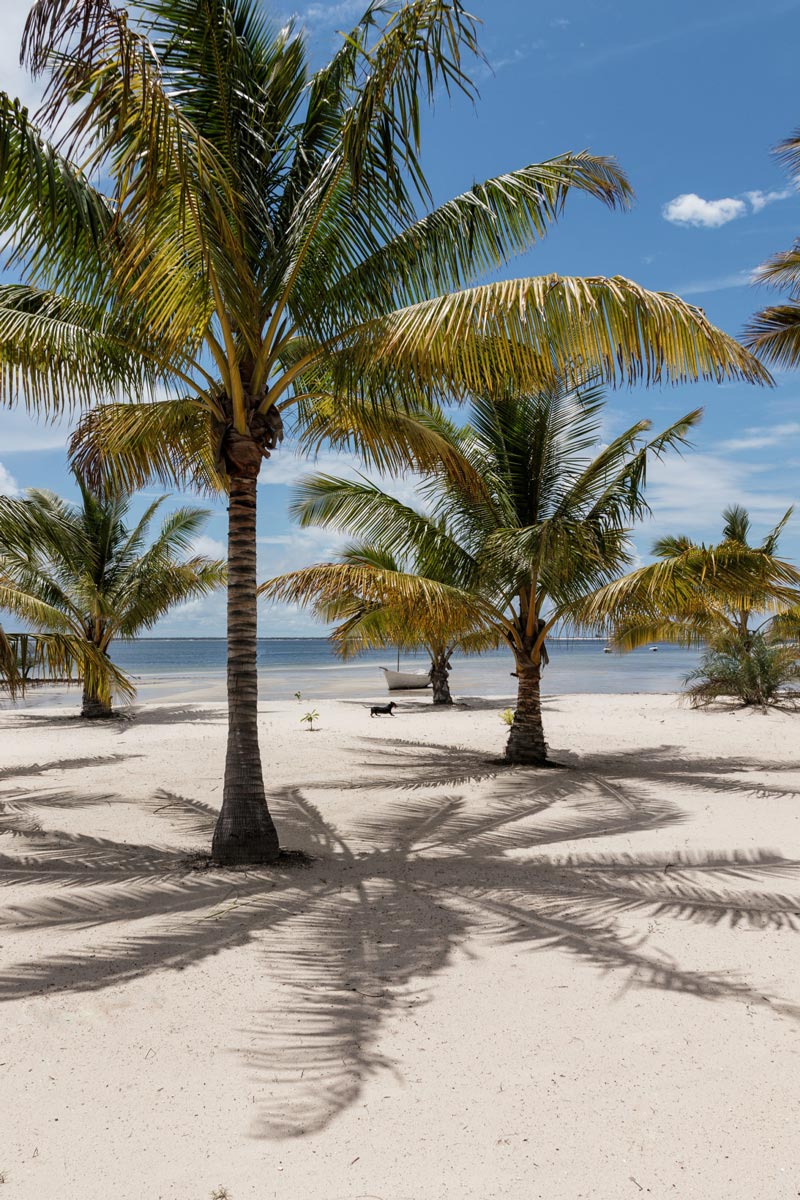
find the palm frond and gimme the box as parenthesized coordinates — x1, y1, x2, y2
(743, 302, 800, 370)
(323, 276, 771, 400)
(69, 398, 225, 494)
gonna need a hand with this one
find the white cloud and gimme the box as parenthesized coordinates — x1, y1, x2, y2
(0, 407, 72, 453)
(259, 442, 428, 511)
(0, 462, 20, 496)
(662, 193, 747, 228)
(294, 0, 366, 28)
(675, 269, 756, 296)
(720, 421, 800, 453)
(663, 187, 793, 229)
(639, 451, 796, 544)
(190, 534, 227, 560)
(744, 188, 792, 213)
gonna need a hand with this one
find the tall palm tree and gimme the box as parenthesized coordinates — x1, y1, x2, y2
(0, 477, 225, 716)
(0, 1, 769, 859)
(262, 383, 700, 764)
(578, 504, 800, 707)
(745, 130, 800, 367)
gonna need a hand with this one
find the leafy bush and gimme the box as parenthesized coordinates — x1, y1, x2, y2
(500, 707, 515, 726)
(684, 632, 800, 710)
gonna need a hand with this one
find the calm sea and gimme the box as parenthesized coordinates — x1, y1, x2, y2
(5, 637, 702, 708)
(86, 637, 700, 704)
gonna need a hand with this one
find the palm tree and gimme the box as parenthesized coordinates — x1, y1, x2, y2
(282, 537, 502, 705)
(0, 1, 769, 860)
(578, 504, 800, 708)
(745, 131, 800, 368)
(0, 624, 135, 706)
(0, 477, 225, 717)
(262, 382, 701, 764)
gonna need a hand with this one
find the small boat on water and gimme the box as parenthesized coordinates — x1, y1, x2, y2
(382, 667, 431, 690)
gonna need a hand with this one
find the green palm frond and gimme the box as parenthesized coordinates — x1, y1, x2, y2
(69, 398, 225, 494)
(0, 92, 114, 295)
(743, 302, 800, 370)
(321, 276, 771, 400)
(260, 560, 501, 641)
(0, 284, 155, 414)
(307, 153, 634, 325)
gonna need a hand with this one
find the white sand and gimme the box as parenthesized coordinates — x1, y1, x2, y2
(2, 692, 800, 1199)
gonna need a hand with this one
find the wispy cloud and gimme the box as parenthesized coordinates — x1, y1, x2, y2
(0, 408, 72, 453)
(663, 188, 792, 229)
(720, 421, 800, 453)
(639, 451, 794, 545)
(190, 534, 228, 560)
(745, 188, 792, 212)
(292, 0, 367, 30)
(0, 462, 20, 496)
(0, 0, 45, 111)
(674, 268, 756, 296)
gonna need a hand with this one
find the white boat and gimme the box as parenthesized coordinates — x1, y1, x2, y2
(382, 667, 431, 691)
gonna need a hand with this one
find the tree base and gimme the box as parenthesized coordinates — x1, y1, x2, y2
(81, 703, 116, 720)
(211, 811, 280, 866)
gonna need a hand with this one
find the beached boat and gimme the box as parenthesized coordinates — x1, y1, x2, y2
(382, 667, 431, 690)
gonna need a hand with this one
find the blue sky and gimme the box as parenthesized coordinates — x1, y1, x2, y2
(0, 0, 797, 635)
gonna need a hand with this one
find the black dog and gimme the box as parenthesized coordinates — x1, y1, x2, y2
(370, 701, 397, 718)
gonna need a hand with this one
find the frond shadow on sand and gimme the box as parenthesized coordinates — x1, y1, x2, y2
(2, 736, 800, 1141)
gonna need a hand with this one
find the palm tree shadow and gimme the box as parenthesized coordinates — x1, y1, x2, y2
(2, 745, 800, 1141)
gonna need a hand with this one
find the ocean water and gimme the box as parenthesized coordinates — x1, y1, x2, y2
(95, 637, 700, 703)
(4, 637, 702, 709)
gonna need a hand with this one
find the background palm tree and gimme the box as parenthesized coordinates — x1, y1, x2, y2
(0, 0, 769, 860)
(263, 382, 700, 764)
(283, 536, 502, 706)
(0, 477, 224, 716)
(745, 130, 800, 368)
(579, 504, 800, 709)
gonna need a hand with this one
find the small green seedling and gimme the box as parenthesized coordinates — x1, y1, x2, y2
(210, 1189, 231, 1200)
(300, 709, 319, 731)
(500, 708, 515, 726)
(294, 691, 302, 703)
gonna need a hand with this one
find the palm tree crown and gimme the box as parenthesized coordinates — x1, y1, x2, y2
(581, 503, 800, 651)
(263, 382, 700, 762)
(0, 476, 224, 716)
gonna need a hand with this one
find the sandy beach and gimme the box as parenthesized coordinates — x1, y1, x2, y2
(2, 691, 800, 1199)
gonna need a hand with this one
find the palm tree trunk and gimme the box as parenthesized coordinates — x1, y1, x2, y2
(504, 660, 547, 764)
(212, 473, 280, 865)
(81, 681, 113, 719)
(429, 652, 453, 705)
(81, 649, 113, 718)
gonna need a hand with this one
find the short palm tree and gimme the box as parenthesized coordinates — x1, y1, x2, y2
(0, 625, 126, 702)
(744, 130, 800, 368)
(683, 633, 800, 711)
(579, 504, 800, 708)
(0, 477, 225, 716)
(283, 537, 502, 706)
(0, 1, 769, 859)
(262, 382, 700, 764)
